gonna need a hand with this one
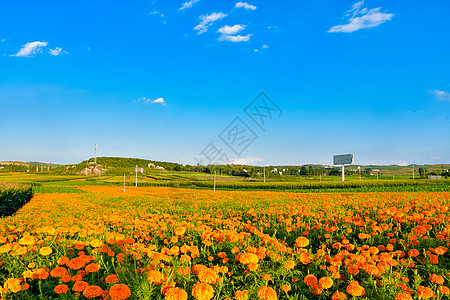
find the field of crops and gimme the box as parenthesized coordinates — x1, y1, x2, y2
(0, 186, 449, 299)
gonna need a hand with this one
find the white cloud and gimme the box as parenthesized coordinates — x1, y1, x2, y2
(395, 160, 409, 166)
(11, 41, 48, 57)
(428, 90, 450, 101)
(235, 2, 257, 11)
(219, 34, 251, 42)
(227, 157, 263, 165)
(138, 97, 167, 106)
(262, 44, 269, 49)
(328, 1, 394, 33)
(194, 12, 227, 34)
(151, 97, 167, 106)
(1, 38, 6, 42)
(49, 47, 67, 56)
(218, 24, 246, 35)
(179, 0, 200, 10)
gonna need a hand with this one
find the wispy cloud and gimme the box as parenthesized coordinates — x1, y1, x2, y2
(194, 12, 227, 34)
(179, 0, 200, 11)
(262, 44, 269, 49)
(235, 2, 257, 11)
(11, 41, 48, 57)
(138, 97, 167, 106)
(49, 47, 67, 56)
(328, 1, 394, 33)
(227, 157, 262, 165)
(145, 9, 166, 24)
(428, 90, 450, 101)
(219, 34, 251, 42)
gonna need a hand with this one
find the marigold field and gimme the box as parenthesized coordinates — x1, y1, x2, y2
(1, 186, 450, 299)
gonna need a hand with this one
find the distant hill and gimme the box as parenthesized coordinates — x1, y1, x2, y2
(26, 162, 63, 168)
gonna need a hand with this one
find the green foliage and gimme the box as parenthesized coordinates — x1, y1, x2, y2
(0, 185, 33, 217)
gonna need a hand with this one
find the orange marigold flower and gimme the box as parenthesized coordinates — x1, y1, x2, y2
(54, 284, 69, 294)
(257, 286, 277, 300)
(408, 249, 420, 258)
(235, 290, 249, 300)
(83, 285, 103, 299)
(239, 253, 259, 265)
(39, 247, 52, 256)
(197, 268, 218, 285)
(332, 291, 347, 300)
(394, 292, 413, 300)
(192, 282, 214, 300)
(262, 274, 271, 281)
(67, 257, 87, 270)
(295, 236, 310, 248)
(57, 256, 70, 266)
(50, 266, 69, 278)
(304, 274, 318, 287)
(165, 287, 188, 300)
(90, 239, 104, 248)
(346, 281, 365, 297)
(72, 281, 89, 292)
(437, 286, 450, 295)
(174, 227, 186, 236)
(417, 286, 436, 299)
(319, 277, 333, 289)
(105, 274, 120, 284)
(281, 285, 291, 292)
(347, 264, 359, 275)
(429, 274, 444, 285)
(109, 284, 131, 300)
(147, 270, 164, 285)
(284, 260, 295, 270)
(85, 263, 100, 273)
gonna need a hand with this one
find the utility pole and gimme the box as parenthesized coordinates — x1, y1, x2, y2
(214, 171, 216, 193)
(94, 144, 98, 165)
(358, 165, 361, 182)
(135, 165, 138, 187)
(263, 166, 266, 183)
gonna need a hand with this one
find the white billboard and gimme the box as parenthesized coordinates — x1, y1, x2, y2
(333, 154, 353, 165)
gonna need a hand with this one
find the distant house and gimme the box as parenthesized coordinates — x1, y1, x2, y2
(148, 163, 156, 168)
(428, 175, 442, 179)
(155, 166, 165, 170)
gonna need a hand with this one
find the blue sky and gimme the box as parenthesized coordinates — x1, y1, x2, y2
(1, 0, 449, 166)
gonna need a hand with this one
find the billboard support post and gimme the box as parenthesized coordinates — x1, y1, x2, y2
(333, 154, 354, 182)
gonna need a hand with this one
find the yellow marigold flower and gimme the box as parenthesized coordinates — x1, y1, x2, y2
(39, 247, 52, 256)
(192, 282, 214, 300)
(257, 286, 277, 300)
(165, 287, 188, 300)
(90, 239, 103, 248)
(109, 284, 132, 300)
